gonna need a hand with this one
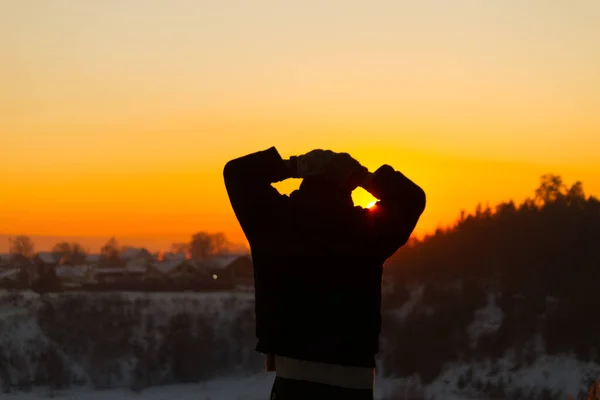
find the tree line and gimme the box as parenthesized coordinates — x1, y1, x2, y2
(6, 231, 237, 267)
(379, 174, 600, 392)
(389, 173, 600, 301)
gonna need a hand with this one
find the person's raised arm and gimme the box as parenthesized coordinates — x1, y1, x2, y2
(223, 146, 295, 237)
(362, 165, 426, 260)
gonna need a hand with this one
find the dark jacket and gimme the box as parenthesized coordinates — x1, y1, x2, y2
(223, 146, 425, 368)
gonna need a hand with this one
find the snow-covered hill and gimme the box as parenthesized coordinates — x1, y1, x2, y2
(0, 289, 598, 399)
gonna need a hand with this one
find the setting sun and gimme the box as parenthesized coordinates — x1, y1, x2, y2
(1, 0, 600, 253)
(351, 187, 379, 210)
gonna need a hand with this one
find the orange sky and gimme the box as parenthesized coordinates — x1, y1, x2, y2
(1, 1, 599, 253)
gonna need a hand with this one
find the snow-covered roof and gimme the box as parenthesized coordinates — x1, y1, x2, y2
(0, 254, 31, 267)
(125, 257, 150, 268)
(0, 268, 20, 280)
(162, 252, 187, 263)
(150, 259, 198, 275)
(121, 248, 142, 259)
(150, 260, 180, 275)
(36, 252, 57, 264)
(55, 266, 90, 279)
(86, 254, 101, 263)
(203, 253, 250, 270)
(94, 266, 146, 275)
(121, 247, 150, 260)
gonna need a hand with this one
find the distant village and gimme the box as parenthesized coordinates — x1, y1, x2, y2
(0, 247, 254, 293)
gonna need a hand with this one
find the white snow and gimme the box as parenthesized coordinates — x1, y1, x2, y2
(85, 254, 101, 264)
(161, 252, 187, 263)
(0, 268, 20, 280)
(0, 374, 426, 400)
(203, 254, 250, 270)
(149, 259, 198, 275)
(390, 284, 424, 320)
(2, 289, 600, 399)
(93, 266, 146, 276)
(55, 266, 90, 279)
(0, 289, 39, 300)
(36, 252, 56, 264)
(467, 292, 504, 348)
(0, 304, 27, 320)
(120, 248, 145, 260)
(430, 353, 600, 399)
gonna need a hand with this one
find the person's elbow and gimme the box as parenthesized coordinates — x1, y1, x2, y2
(413, 185, 427, 216)
(223, 159, 241, 188)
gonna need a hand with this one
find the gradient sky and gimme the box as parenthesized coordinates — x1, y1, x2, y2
(1, 1, 599, 252)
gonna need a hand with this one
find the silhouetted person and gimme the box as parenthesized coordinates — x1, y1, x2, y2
(224, 147, 426, 400)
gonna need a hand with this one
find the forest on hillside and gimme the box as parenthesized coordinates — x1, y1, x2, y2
(380, 174, 600, 394)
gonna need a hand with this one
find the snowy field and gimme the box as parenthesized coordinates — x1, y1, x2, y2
(0, 374, 392, 400)
(1, 374, 477, 400)
(1, 290, 599, 399)
(2, 374, 277, 399)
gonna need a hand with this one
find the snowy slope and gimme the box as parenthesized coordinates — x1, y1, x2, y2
(2, 374, 467, 400)
(2, 289, 599, 399)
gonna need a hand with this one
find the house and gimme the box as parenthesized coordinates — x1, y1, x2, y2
(85, 254, 102, 266)
(0, 254, 13, 268)
(170, 260, 206, 280)
(146, 260, 172, 280)
(34, 252, 59, 276)
(31, 252, 62, 293)
(92, 266, 146, 284)
(35, 252, 58, 265)
(161, 251, 187, 263)
(118, 247, 152, 269)
(146, 259, 206, 281)
(0, 253, 31, 270)
(121, 247, 152, 262)
(0, 268, 21, 282)
(55, 265, 94, 289)
(126, 256, 152, 270)
(203, 254, 253, 289)
(0, 267, 30, 289)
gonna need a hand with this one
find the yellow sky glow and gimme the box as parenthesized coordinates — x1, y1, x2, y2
(1, 1, 599, 252)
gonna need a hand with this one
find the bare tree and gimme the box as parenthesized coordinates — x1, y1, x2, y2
(70, 243, 87, 264)
(52, 242, 87, 265)
(171, 242, 190, 254)
(100, 237, 121, 266)
(189, 232, 229, 261)
(9, 235, 35, 259)
(52, 242, 71, 259)
(211, 232, 229, 254)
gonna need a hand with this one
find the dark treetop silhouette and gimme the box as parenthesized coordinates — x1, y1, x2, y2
(224, 147, 425, 399)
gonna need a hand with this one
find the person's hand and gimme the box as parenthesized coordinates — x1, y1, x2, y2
(324, 152, 368, 190)
(357, 170, 375, 191)
(295, 149, 337, 178)
(295, 150, 369, 190)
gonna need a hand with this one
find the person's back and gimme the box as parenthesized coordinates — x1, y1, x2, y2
(224, 147, 426, 399)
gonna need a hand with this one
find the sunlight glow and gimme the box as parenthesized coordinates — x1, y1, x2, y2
(366, 200, 377, 209)
(2, 1, 600, 252)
